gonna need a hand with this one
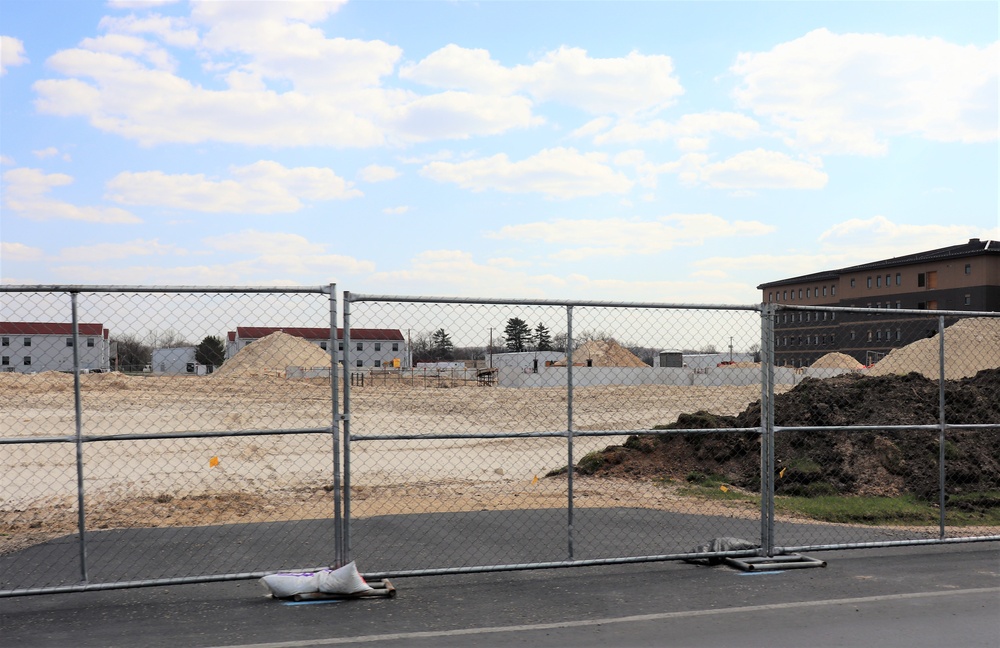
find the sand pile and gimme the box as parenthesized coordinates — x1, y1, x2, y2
(811, 352, 864, 370)
(556, 339, 648, 367)
(869, 317, 1000, 380)
(212, 331, 333, 378)
(0, 370, 75, 392)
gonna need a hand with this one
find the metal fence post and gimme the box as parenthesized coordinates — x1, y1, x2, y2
(566, 304, 574, 560)
(327, 283, 343, 566)
(937, 315, 947, 539)
(342, 291, 353, 563)
(70, 291, 88, 582)
(759, 304, 776, 557)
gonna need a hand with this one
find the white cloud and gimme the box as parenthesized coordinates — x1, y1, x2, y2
(203, 229, 375, 276)
(1, 36, 28, 75)
(401, 44, 684, 115)
(488, 213, 774, 260)
(58, 239, 177, 262)
(359, 164, 399, 182)
(699, 216, 1000, 284)
(693, 149, 828, 189)
(98, 13, 200, 48)
(32, 147, 62, 159)
(420, 147, 633, 198)
(383, 206, 409, 215)
(0, 154, 14, 165)
(590, 111, 763, 145)
(2, 167, 141, 223)
(732, 29, 999, 155)
(1, 241, 44, 262)
(105, 161, 361, 213)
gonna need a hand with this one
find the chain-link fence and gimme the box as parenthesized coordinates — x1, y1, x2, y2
(1, 286, 345, 595)
(2, 287, 998, 596)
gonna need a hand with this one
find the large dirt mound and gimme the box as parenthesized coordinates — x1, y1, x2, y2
(811, 352, 863, 369)
(869, 317, 1000, 379)
(555, 339, 648, 367)
(579, 368, 1000, 500)
(213, 331, 333, 378)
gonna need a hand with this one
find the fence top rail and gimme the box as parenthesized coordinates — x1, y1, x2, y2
(345, 292, 761, 312)
(773, 303, 999, 317)
(1, 284, 331, 294)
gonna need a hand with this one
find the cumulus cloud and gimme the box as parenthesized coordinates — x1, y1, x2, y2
(58, 239, 177, 262)
(2, 167, 141, 223)
(420, 147, 633, 198)
(359, 164, 399, 183)
(588, 111, 763, 146)
(202, 229, 375, 276)
(1, 241, 44, 262)
(1, 35, 28, 75)
(488, 213, 775, 260)
(401, 44, 684, 115)
(105, 161, 362, 213)
(732, 29, 999, 155)
(692, 149, 828, 189)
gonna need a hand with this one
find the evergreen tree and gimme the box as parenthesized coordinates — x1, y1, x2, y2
(430, 328, 455, 360)
(195, 335, 226, 368)
(504, 317, 531, 352)
(534, 323, 553, 351)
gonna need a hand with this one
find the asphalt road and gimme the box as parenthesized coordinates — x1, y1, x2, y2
(2, 542, 997, 647)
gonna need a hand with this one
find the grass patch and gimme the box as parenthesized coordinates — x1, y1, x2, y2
(678, 472, 753, 501)
(775, 494, 934, 525)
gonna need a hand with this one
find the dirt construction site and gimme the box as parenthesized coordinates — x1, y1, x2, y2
(3, 319, 1000, 555)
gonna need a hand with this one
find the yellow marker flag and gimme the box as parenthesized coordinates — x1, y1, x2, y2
(779, 467, 786, 479)
(531, 475, 539, 486)
(720, 485, 729, 492)
(209, 456, 219, 468)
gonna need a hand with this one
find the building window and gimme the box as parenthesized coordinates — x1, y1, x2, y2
(374, 360, 381, 367)
(374, 342, 381, 351)
(356, 342, 363, 351)
(876, 276, 881, 288)
(885, 329, 891, 341)
(87, 338, 95, 348)
(850, 331, 856, 341)
(1, 356, 7, 365)
(790, 290, 795, 300)
(319, 341, 327, 350)
(832, 286, 837, 296)
(356, 359, 363, 367)
(806, 288, 811, 298)
(896, 273, 901, 286)
(822, 312, 827, 321)
(24, 337, 31, 347)
(918, 273, 925, 287)
(896, 329, 901, 341)
(867, 277, 873, 288)
(798, 313, 803, 322)
(392, 342, 399, 352)
(1, 337, 8, 346)
(965, 294, 971, 306)
(850, 279, 856, 288)
(831, 312, 836, 320)
(339, 342, 344, 351)
(768, 292, 773, 302)
(876, 331, 882, 341)
(66, 337, 74, 347)
(823, 287, 828, 296)
(806, 313, 811, 322)
(896, 301, 902, 309)
(885, 274, 891, 286)
(23, 356, 31, 366)
(783, 290, 787, 300)
(876, 302, 881, 309)
(965, 264, 971, 275)
(798, 289, 803, 299)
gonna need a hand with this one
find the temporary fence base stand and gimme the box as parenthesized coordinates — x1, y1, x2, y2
(290, 579, 396, 601)
(724, 554, 827, 571)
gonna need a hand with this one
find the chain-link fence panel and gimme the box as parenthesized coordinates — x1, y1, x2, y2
(344, 297, 769, 573)
(1, 287, 343, 595)
(770, 306, 1000, 551)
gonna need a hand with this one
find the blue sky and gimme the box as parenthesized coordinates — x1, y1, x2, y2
(1, 0, 997, 304)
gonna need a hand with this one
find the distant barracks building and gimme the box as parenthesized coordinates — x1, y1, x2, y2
(0, 322, 111, 374)
(226, 326, 409, 368)
(758, 239, 1000, 367)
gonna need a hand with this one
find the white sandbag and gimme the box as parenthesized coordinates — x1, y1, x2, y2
(260, 571, 320, 598)
(316, 561, 373, 595)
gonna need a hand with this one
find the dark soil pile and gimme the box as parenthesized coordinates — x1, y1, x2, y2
(577, 369, 1000, 500)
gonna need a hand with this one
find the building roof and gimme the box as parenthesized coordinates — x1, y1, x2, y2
(0, 322, 108, 337)
(230, 326, 405, 341)
(758, 239, 1000, 289)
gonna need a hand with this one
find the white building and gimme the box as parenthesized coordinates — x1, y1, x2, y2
(0, 321, 111, 373)
(152, 346, 210, 375)
(225, 326, 409, 368)
(488, 350, 564, 373)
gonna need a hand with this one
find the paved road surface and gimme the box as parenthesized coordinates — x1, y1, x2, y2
(2, 543, 997, 647)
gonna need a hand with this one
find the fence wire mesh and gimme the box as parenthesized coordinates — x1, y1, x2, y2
(2, 287, 997, 596)
(1, 288, 342, 593)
